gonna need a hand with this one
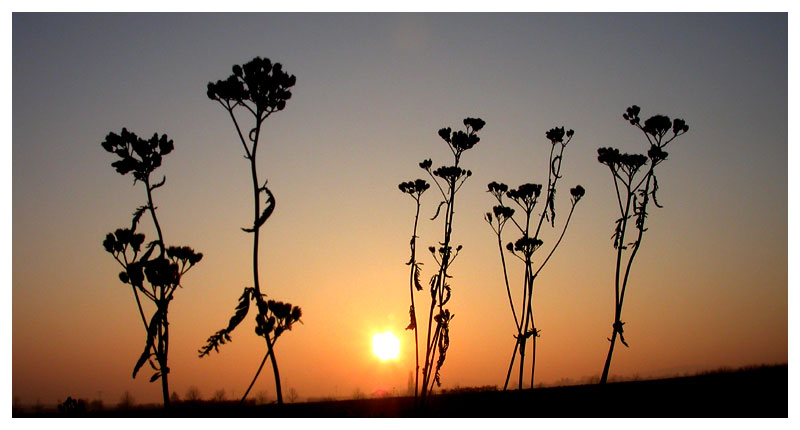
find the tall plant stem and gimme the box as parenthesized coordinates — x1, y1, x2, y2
(503, 337, 520, 390)
(600, 173, 652, 384)
(245, 125, 285, 405)
(421, 173, 456, 403)
(144, 176, 170, 407)
(408, 200, 422, 401)
(600, 194, 630, 384)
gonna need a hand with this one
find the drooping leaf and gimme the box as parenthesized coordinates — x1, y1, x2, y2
(413, 263, 423, 291)
(405, 305, 416, 331)
(255, 188, 275, 228)
(198, 287, 254, 357)
(651, 174, 663, 208)
(150, 176, 166, 191)
(131, 206, 148, 230)
(442, 283, 452, 306)
(139, 240, 158, 263)
(133, 308, 162, 379)
(430, 201, 446, 221)
(149, 372, 161, 383)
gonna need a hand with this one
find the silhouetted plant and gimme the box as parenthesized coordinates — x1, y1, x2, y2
(101, 129, 203, 408)
(398, 178, 430, 401)
(485, 127, 584, 390)
(402, 117, 484, 405)
(198, 57, 302, 405)
(597, 105, 689, 384)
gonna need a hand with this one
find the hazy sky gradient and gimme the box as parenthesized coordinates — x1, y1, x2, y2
(12, 13, 787, 406)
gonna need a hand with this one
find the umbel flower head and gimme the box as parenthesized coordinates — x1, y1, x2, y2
(434, 165, 471, 184)
(487, 181, 509, 201)
(437, 117, 485, 154)
(545, 126, 574, 144)
(206, 56, 296, 115)
(506, 183, 543, 208)
(513, 236, 544, 258)
(623, 105, 689, 140)
(492, 205, 515, 220)
(597, 147, 647, 173)
(570, 185, 586, 203)
(101, 129, 174, 182)
(398, 179, 431, 196)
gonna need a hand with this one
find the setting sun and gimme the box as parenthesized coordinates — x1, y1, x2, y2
(372, 331, 400, 361)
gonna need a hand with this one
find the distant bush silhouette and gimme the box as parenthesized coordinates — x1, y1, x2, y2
(212, 389, 227, 402)
(185, 385, 202, 403)
(401, 118, 484, 405)
(597, 105, 689, 384)
(58, 397, 86, 415)
(198, 56, 302, 405)
(485, 126, 584, 390)
(101, 129, 203, 408)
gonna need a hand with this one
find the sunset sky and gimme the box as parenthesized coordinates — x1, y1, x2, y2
(11, 12, 788, 407)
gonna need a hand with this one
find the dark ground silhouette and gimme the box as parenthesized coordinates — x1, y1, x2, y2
(16, 364, 786, 418)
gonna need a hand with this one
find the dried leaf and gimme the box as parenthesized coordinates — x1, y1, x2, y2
(430, 201, 446, 221)
(198, 287, 254, 357)
(413, 264, 423, 291)
(150, 176, 166, 191)
(405, 305, 416, 331)
(133, 308, 162, 378)
(131, 205, 148, 230)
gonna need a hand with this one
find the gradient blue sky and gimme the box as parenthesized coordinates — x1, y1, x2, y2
(11, 12, 789, 407)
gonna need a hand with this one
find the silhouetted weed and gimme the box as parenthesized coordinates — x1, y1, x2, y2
(398, 178, 430, 402)
(101, 129, 203, 408)
(199, 57, 302, 405)
(486, 127, 584, 390)
(597, 105, 689, 384)
(401, 117, 484, 405)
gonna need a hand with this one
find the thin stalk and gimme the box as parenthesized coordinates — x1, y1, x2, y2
(600, 182, 633, 384)
(407, 198, 422, 400)
(144, 176, 170, 407)
(241, 349, 271, 404)
(496, 233, 520, 331)
(502, 337, 519, 390)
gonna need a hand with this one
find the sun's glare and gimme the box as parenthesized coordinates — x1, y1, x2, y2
(372, 331, 400, 361)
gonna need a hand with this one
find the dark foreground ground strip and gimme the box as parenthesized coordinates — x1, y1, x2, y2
(16, 364, 787, 418)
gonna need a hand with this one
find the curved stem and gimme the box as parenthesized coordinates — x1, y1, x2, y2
(497, 232, 520, 331)
(532, 202, 578, 279)
(241, 349, 271, 404)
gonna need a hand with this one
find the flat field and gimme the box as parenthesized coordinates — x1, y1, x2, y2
(15, 364, 787, 418)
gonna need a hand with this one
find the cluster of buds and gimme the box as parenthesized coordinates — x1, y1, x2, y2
(101, 129, 174, 182)
(398, 179, 430, 197)
(206, 57, 296, 115)
(255, 299, 303, 338)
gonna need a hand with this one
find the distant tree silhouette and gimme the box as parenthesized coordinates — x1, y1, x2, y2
(101, 129, 203, 408)
(198, 57, 302, 405)
(597, 105, 689, 384)
(402, 118, 484, 405)
(486, 127, 584, 390)
(118, 391, 135, 410)
(185, 385, 202, 403)
(398, 177, 430, 402)
(58, 397, 86, 415)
